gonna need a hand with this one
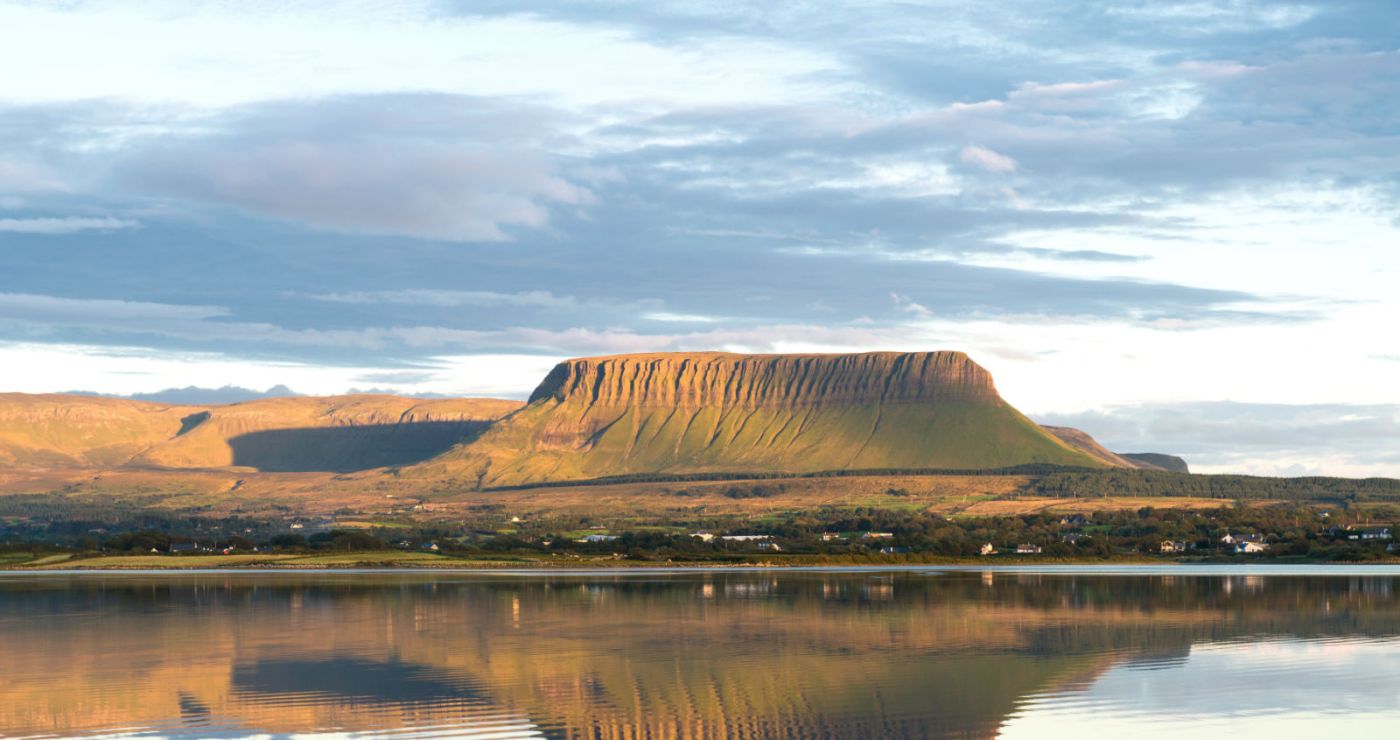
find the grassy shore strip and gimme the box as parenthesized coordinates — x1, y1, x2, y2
(5, 551, 1396, 570)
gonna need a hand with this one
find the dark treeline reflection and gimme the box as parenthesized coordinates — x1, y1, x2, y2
(3, 570, 1399, 738)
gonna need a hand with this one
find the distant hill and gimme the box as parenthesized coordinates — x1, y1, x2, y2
(65, 385, 303, 405)
(410, 351, 1119, 487)
(1040, 426, 1178, 471)
(0, 393, 521, 472)
(1121, 453, 1190, 474)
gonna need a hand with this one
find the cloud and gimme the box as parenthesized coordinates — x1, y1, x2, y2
(959, 145, 1018, 173)
(307, 289, 578, 309)
(1038, 401, 1400, 477)
(0, 216, 138, 234)
(0, 159, 66, 193)
(642, 312, 723, 323)
(113, 95, 596, 242)
(0, 292, 227, 323)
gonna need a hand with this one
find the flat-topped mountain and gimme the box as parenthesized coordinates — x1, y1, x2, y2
(528, 351, 1000, 407)
(0, 352, 1186, 488)
(413, 351, 1112, 486)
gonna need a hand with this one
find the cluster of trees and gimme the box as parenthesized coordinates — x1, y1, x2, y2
(428, 505, 1399, 562)
(1033, 471, 1400, 502)
(94, 529, 398, 553)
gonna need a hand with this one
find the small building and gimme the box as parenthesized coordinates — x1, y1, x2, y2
(1160, 540, 1188, 554)
(1234, 541, 1269, 554)
(979, 543, 997, 556)
(422, 542, 440, 552)
(756, 541, 782, 552)
(821, 532, 843, 542)
(578, 534, 619, 543)
(721, 535, 770, 542)
(1221, 533, 1264, 547)
(1015, 544, 1042, 555)
(1059, 514, 1090, 527)
(1354, 528, 1393, 541)
(862, 532, 894, 540)
(690, 532, 716, 542)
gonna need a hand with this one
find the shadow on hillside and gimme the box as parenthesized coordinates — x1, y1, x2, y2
(227, 421, 491, 473)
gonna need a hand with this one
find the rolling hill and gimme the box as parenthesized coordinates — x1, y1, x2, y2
(0, 393, 521, 472)
(409, 351, 1115, 487)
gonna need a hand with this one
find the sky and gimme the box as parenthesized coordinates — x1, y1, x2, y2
(0, 0, 1397, 476)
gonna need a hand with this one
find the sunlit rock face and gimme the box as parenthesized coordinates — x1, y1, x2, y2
(417, 351, 1107, 487)
(528, 351, 1000, 407)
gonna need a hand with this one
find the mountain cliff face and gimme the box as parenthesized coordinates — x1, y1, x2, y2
(414, 351, 1108, 486)
(528, 352, 999, 407)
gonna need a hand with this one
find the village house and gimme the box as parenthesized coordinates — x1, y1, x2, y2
(1160, 540, 1188, 554)
(979, 543, 997, 556)
(756, 541, 782, 552)
(1059, 514, 1090, 528)
(1220, 533, 1265, 546)
(1015, 544, 1042, 555)
(577, 534, 619, 543)
(862, 532, 894, 540)
(721, 534, 770, 542)
(821, 532, 843, 542)
(1234, 541, 1269, 554)
(689, 532, 716, 542)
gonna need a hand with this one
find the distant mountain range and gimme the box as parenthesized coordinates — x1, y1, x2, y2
(66, 384, 458, 405)
(0, 351, 1183, 484)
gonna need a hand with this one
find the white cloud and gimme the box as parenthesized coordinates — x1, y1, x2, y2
(118, 98, 597, 241)
(959, 145, 1018, 173)
(0, 160, 66, 193)
(0, 1, 841, 109)
(0, 217, 139, 234)
(0, 292, 226, 322)
(307, 289, 579, 309)
(0, 341, 559, 399)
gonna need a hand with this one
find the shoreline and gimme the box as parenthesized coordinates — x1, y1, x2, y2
(7, 559, 1400, 575)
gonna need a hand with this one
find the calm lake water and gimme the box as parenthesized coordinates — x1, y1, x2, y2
(4, 566, 1400, 738)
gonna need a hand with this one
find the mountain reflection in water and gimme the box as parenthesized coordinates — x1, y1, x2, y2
(2, 568, 1400, 738)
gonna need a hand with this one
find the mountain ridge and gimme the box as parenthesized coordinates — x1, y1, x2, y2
(0, 352, 1186, 484)
(411, 351, 1123, 486)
